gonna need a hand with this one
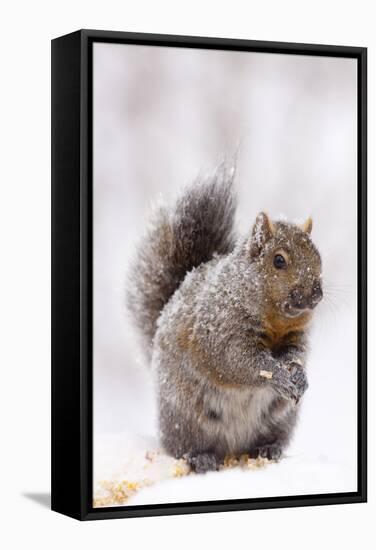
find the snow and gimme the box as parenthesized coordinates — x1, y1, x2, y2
(93, 430, 355, 507)
(131, 454, 353, 505)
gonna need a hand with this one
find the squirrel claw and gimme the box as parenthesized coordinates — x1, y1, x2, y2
(249, 444, 283, 461)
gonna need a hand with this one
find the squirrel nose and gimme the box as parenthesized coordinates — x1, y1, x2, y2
(289, 288, 307, 310)
(289, 281, 323, 310)
(310, 280, 323, 306)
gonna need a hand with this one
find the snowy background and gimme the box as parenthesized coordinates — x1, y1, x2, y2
(93, 43, 358, 505)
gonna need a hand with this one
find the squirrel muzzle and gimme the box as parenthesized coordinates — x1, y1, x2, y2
(285, 280, 323, 316)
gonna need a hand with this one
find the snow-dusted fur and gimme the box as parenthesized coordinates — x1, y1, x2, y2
(127, 162, 236, 359)
(127, 163, 323, 472)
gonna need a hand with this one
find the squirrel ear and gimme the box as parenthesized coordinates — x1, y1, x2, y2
(249, 212, 275, 257)
(301, 217, 313, 234)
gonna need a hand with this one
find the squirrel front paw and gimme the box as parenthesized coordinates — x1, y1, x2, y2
(261, 363, 308, 404)
(287, 363, 309, 402)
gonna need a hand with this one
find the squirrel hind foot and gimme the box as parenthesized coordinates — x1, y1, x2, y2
(249, 444, 283, 461)
(185, 452, 222, 474)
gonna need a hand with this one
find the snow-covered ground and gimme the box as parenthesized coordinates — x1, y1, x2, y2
(93, 431, 355, 507)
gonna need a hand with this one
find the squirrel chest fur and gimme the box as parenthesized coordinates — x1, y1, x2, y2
(127, 163, 323, 472)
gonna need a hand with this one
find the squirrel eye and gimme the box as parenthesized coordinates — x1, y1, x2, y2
(273, 254, 287, 269)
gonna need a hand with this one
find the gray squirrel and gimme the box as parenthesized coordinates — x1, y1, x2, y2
(127, 163, 323, 473)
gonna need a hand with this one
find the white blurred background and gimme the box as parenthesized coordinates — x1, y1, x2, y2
(93, 43, 358, 500)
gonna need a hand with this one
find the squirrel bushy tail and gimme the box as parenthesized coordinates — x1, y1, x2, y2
(127, 162, 237, 358)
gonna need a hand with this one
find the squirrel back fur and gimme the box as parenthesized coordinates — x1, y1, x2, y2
(127, 162, 236, 358)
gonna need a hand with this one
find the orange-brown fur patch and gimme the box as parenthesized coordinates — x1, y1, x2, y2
(263, 307, 311, 349)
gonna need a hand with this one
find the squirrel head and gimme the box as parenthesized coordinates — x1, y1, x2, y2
(246, 212, 323, 320)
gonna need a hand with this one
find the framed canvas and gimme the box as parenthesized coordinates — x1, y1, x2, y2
(51, 29, 367, 520)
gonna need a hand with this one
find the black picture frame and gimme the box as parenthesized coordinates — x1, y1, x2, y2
(51, 29, 367, 521)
